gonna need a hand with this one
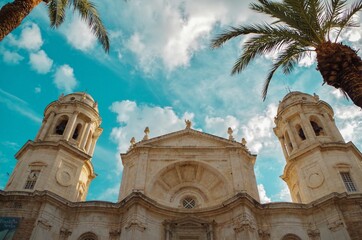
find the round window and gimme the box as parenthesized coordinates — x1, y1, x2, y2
(182, 197, 196, 209)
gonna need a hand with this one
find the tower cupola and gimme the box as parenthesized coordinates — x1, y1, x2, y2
(274, 92, 362, 203)
(5, 92, 102, 202)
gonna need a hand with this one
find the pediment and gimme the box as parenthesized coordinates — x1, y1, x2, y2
(135, 129, 243, 148)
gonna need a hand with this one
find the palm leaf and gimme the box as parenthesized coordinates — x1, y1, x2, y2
(71, 0, 110, 52)
(48, 0, 69, 27)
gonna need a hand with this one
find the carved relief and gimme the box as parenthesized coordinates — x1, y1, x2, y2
(233, 214, 256, 233)
(125, 215, 147, 232)
(258, 229, 271, 240)
(59, 227, 72, 240)
(307, 223, 320, 240)
(109, 228, 121, 240)
(328, 219, 344, 232)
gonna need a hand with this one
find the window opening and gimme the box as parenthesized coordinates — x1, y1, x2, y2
(182, 197, 196, 209)
(72, 124, 82, 140)
(24, 170, 40, 190)
(310, 121, 323, 136)
(340, 172, 357, 192)
(55, 119, 68, 135)
(297, 125, 306, 140)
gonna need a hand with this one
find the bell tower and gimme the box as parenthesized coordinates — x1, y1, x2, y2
(5, 92, 102, 202)
(274, 92, 362, 203)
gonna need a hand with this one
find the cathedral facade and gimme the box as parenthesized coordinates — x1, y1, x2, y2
(0, 91, 362, 240)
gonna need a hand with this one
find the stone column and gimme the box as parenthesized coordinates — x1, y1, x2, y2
(299, 113, 316, 141)
(63, 111, 79, 141)
(37, 111, 56, 141)
(80, 123, 92, 149)
(286, 123, 298, 150)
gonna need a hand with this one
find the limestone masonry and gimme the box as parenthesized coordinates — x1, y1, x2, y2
(1, 91, 362, 240)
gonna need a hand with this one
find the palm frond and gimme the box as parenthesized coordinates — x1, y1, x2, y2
(48, 0, 69, 27)
(322, 0, 347, 39)
(71, 0, 110, 52)
(262, 46, 309, 100)
(333, 0, 362, 42)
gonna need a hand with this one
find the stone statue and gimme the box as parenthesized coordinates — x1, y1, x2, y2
(185, 120, 192, 129)
(228, 127, 234, 141)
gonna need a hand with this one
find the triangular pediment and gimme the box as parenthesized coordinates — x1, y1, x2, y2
(134, 129, 243, 148)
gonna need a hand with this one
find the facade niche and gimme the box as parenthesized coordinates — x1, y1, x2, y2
(282, 233, 302, 240)
(55, 116, 69, 135)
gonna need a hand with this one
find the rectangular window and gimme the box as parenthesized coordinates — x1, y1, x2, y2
(340, 172, 357, 192)
(24, 170, 40, 190)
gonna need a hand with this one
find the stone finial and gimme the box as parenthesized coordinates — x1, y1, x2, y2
(228, 127, 234, 141)
(82, 92, 87, 100)
(313, 93, 319, 101)
(93, 101, 98, 108)
(143, 127, 150, 140)
(58, 93, 64, 101)
(129, 137, 136, 150)
(185, 119, 192, 129)
(241, 138, 247, 145)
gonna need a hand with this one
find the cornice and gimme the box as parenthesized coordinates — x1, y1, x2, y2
(1, 190, 360, 217)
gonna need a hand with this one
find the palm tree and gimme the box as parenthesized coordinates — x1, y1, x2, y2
(0, 0, 109, 52)
(212, 0, 362, 108)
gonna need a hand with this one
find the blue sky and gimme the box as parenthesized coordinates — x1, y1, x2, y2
(1, 0, 362, 203)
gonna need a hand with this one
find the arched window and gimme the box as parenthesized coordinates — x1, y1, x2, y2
(296, 124, 306, 140)
(78, 232, 98, 240)
(282, 233, 302, 240)
(55, 116, 69, 135)
(309, 116, 324, 136)
(72, 124, 82, 140)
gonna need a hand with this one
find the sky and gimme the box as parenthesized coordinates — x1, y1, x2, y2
(1, 0, 362, 203)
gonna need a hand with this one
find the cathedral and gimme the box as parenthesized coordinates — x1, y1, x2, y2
(0, 91, 362, 240)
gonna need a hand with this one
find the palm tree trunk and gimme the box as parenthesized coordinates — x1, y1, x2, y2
(316, 42, 362, 108)
(0, 0, 43, 41)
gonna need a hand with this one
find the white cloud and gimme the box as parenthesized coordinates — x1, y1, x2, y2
(11, 22, 43, 51)
(258, 184, 271, 203)
(53, 65, 78, 93)
(110, 0, 255, 71)
(29, 50, 53, 74)
(0, 88, 42, 123)
(272, 183, 292, 202)
(205, 115, 240, 139)
(334, 105, 362, 143)
(241, 104, 278, 153)
(2, 50, 24, 64)
(60, 16, 97, 52)
(110, 100, 194, 171)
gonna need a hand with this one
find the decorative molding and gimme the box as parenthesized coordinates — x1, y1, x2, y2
(328, 219, 344, 232)
(37, 219, 52, 230)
